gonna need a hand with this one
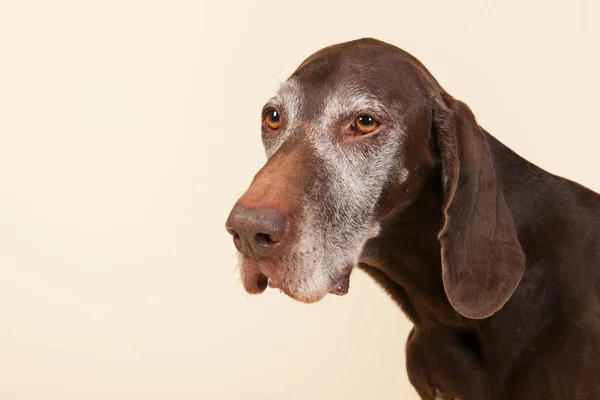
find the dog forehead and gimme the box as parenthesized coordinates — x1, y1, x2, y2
(276, 66, 424, 122)
(276, 78, 391, 123)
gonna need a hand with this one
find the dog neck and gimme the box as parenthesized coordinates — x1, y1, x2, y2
(359, 163, 461, 327)
(359, 130, 567, 373)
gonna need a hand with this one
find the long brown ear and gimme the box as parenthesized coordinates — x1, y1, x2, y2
(433, 93, 525, 319)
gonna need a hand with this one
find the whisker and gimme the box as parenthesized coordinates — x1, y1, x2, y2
(233, 276, 242, 291)
(380, 237, 396, 256)
(310, 275, 319, 299)
(270, 70, 282, 84)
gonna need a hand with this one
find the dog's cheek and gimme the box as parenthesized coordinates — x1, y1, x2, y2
(261, 136, 280, 159)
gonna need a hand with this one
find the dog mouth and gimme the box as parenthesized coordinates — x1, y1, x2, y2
(267, 274, 351, 296)
(328, 274, 351, 295)
(238, 256, 353, 303)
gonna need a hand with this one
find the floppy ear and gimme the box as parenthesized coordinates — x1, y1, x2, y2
(433, 93, 525, 319)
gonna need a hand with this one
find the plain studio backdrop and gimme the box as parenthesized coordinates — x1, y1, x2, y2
(1, 1, 598, 399)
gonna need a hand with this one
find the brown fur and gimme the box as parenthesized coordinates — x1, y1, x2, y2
(226, 38, 600, 399)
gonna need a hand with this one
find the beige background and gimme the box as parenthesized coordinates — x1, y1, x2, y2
(1, 1, 599, 399)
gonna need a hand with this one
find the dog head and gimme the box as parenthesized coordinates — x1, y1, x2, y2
(226, 38, 524, 319)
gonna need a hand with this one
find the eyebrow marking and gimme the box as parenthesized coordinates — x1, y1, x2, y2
(262, 79, 304, 157)
(322, 83, 392, 125)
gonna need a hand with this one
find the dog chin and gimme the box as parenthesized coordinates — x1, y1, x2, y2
(238, 256, 353, 303)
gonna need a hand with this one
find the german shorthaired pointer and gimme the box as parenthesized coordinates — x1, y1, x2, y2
(225, 38, 600, 400)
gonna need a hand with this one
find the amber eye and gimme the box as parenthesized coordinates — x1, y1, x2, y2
(264, 109, 281, 130)
(352, 115, 379, 135)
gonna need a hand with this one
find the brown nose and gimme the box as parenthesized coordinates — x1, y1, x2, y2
(225, 204, 288, 258)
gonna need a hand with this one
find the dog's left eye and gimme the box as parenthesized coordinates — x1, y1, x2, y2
(352, 115, 379, 135)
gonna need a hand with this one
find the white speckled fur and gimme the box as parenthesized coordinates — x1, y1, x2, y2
(263, 80, 303, 158)
(255, 78, 409, 301)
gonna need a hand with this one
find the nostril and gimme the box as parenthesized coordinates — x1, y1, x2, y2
(255, 233, 276, 248)
(230, 230, 242, 251)
(226, 204, 287, 256)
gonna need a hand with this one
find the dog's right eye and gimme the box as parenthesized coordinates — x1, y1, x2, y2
(352, 115, 379, 135)
(264, 109, 281, 130)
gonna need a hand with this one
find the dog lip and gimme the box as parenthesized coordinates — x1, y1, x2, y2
(238, 257, 269, 294)
(329, 271, 351, 296)
(252, 272, 269, 293)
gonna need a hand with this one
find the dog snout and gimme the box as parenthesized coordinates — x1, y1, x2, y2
(225, 204, 288, 258)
